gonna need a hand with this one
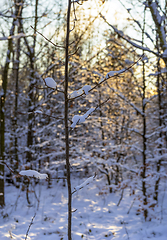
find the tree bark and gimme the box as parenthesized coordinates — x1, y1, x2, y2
(141, 9, 147, 220)
(13, 0, 24, 171)
(0, 4, 17, 206)
(154, 44, 163, 202)
(65, 1, 72, 239)
(26, 0, 38, 163)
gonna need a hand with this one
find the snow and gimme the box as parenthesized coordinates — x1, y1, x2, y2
(105, 69, 125, 79)
(69, 85, 91, 99)
(83, 107, 95, 118)
(74, 175, 96, 191)
(19, 170, 48, 179)
(149, 2, 167, 49)
(1, 178, 167, 240)
(151, 2, 162, 25)
(92, 70, 103, 77)
(125, 59, 134, 65)
(98, 68, 126, 84)
(100, 15, 158, 56)
(0, 36, 8, 41)
(106, 70, 118, 78)
(28, 110, 43, 114)
(8, 33, 26, 39)
(71, 115, 81, 128)
(44, 77, 57, 89)
(69, 89, 84, 99)
(81, 85, 91, 95)
(162, 48, 167, 58)
(99, 77, 104, 84)
(148, 67, 167, 76)
(71, 108, 95, 128)
(34, 110, 43, 114)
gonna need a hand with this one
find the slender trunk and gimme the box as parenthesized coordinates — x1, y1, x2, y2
(26, 0, 38, 163)
(142, 98, 147, 220)
(154, 51, 163, 201)
(141, 57, 147, 219)
(98, 86, 104, 141)
(65, 1, 72, 239)
(0, 9, 16, 206)
(141, 8, 147, 220)
(147, 0, 167, 147)
(13, 0, 23, 171)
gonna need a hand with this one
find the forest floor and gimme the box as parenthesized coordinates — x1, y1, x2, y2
(0, 177, 167, 240)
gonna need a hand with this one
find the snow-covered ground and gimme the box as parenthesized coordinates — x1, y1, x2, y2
(0, 177, 167, 240)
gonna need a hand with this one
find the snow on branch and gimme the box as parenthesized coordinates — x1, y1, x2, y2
(69, 85, 91, 99)
(100, 13, 159, 57)
(90, 55, 143, 92)
(70, 95, 110, 129)
(44, 77, 57, 89)
(0, 36, 8, 41)
(8, 33, 26, 39)
(130, 144, 143, 153)
(71, 107, 95, 128)
(0, 33, 26, 41)
(147, 153, 167, 163)
(122, 126, 143, 137)
(28, 110, 43, 114)
(148, 67, 167, 76)
(19, 170, 48, 180)
(98, 68, 126, 84)
(69, 55, 143, 101)
(72, 173, 96, 194)
(147, 1, 167, 53)
(69, 89, 84, 99)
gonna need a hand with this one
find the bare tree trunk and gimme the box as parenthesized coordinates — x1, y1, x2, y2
(98, 86, 105, 141)
(0, 5, 17, 206)
(13, 0, 23, 171)
(26, 64, 35, 163)
(154, 40, 163, 201)
(26, 0, 39, 163)
(141, 8, 148, 220)
(142, 92, 147, 220)
(65, 1, 72, 239)
(147, 0, 167, 62)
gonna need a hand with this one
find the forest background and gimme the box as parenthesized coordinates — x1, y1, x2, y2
(0, 0, 167, 239)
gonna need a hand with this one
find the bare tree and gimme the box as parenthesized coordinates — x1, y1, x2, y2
(0, 0, 23, 206)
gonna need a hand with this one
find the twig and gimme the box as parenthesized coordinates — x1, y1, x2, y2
(1, 161, 15, 175)
(69, 47, 80, 56)
(127, 199, 135, 214)
(72, 173, 96, 194)
(117, 189, 124, 206)
(90, 55, 144, 91)
(68, 54, 144, 101)
(25, 212, 37, 240)
(100, 13, 159, 57)
(25, 181, 41, 240)
(70, 0, 77, 32)
(72, 208, 77, 213)
(69, 97, 110, 129)
(30, 26, 65, 48)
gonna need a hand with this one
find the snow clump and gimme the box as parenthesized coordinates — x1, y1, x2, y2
(44, 77, 57, 89)
(19, 170, 48, 179)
